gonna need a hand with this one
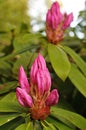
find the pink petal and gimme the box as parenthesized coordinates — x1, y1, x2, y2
(30, 59, 38, 84)
(46, 89, 59, 106)
(37, 53, 46, 70)
(36, 70, 45, 94)
(18, 66, 30, 93)
(36, 69, 51, 94)
(62, 13, 73, 30)
(16, 87, 33, 107)
(30, 53, 47, 84)
(46, 1, 63, 30)
(44, 68, 51, 91)
(46, 9, 52, 26)
(51, 2, 60, 14)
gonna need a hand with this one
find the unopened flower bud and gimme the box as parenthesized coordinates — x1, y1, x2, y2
(46, 1, 73, 44)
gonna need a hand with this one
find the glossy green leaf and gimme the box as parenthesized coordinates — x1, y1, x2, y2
(0, 101, 28, 113)
(0, 113, 21, 126)
(69, 64, 86, 97)
(0, 60, 11, 77)
(1, 92, 16, 102)
(0, 60, 11, 70)
(12, 52, 31, 75)
(43, 127, 55, 130)
(15, 123, 27, 130)
(14, 33, 42, 51)
(0, 116, 24, 130)
(42, 120, 56, 130)
(48, 44, 71, 81)
(1, 43, 39, 61)
(46, 117, 74, 130)
(63, 46, 86, 76)
(26, 121, 33, 130)
(0, 81, 17, 95)
(51, 107, 86, 129)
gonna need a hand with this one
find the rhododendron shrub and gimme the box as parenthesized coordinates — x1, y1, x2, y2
(0, 1, 86, 130)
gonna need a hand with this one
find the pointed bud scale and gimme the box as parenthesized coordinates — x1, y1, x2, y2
(46, 89, 59, 106)
(18, 66, 30, 93)
(16, 88, 33, 107)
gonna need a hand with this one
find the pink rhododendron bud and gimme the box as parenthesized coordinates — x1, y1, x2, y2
(46, 2, 62, 30)
(18, 66, 30, 93)
(16, 88, 33, 107)
(46, 1, 73, 44)
(30, 54, 51, 93)
(30, 54, 46, 84)
(16, 53, 59, 120)
(62, 13, 73, 30)
(46, 89, 59, 106)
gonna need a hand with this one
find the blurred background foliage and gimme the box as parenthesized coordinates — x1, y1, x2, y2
(0, 0, 86, 130)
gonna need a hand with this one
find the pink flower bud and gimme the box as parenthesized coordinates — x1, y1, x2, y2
(62, 13, 73, 30)
(16, 54, 59, 120)
(30, 53, 51, 93)
(18, 66, 30, 93)
(46, 1, 73, 44)
(16, 88, 33, 107)
(46, 2, 62, 30)
(46, 89, 59, 106)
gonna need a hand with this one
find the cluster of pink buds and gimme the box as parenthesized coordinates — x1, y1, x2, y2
(46, 1, 73, 44)
(16, 54, 59, 120)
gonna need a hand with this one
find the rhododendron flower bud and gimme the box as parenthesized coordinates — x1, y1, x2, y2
(16, 88, 33, 107)
(30, 53, 51, 94)
(46, 1, 73, 44)
(46, 2, 62, 30)
(16, 53, 59, 120)
(46, 89, 59, 106)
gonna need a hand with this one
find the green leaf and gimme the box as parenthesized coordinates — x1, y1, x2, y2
(15, 123, 27, 130)
(48, 44, 71, 81)
(1, 92, 16, 102)
(0, 113, 21, 126)
(69, 64, 86, 97)
(12, 52, 37, 76)
(15, 122, 34, 130)
(0, 116, 24, 130)
(1, 43, 39, 61)
(43, 127, 55, 130)
(63, 46, 86, 76)
(0, 101, 28, 113)
(46, 117, 74, 130)
(0, 60, 11, 76)
(26, 121, 33, 130)
(42, 120, 56, 130)
(51, 107, 86, 129)
(0, 81, 17, 95)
